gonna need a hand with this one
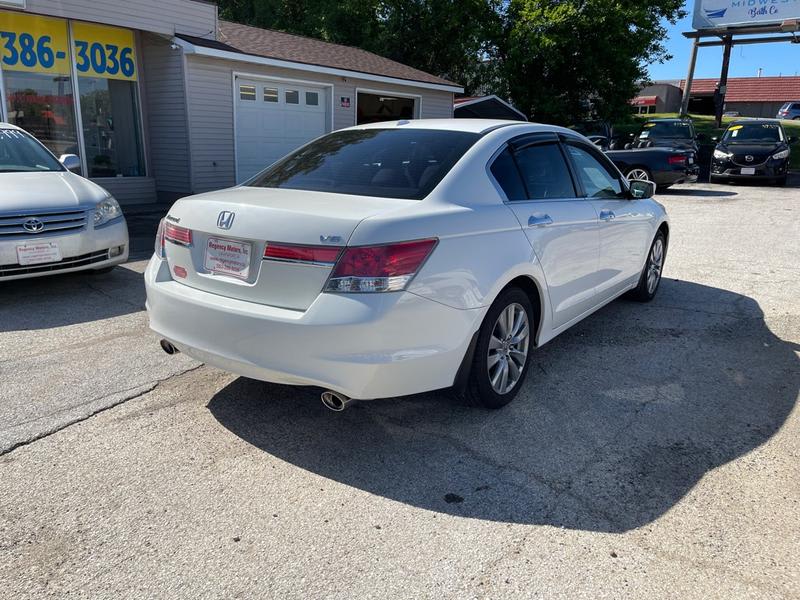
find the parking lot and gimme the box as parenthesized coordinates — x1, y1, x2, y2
(1, 181, 798, 598)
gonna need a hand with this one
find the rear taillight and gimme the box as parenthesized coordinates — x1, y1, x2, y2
(264, 243, 341, 265)
(324, 238, 437, 293)
(164, 222, 192, 246)
(155, 218, 166, 259)
(668, 155, 687, 166)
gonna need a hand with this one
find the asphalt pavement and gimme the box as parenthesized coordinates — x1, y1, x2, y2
(0, 181, 798, 599)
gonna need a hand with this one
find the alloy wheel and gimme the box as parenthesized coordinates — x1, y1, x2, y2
(627, 168, 650, 181)
(487, 303, 530, 395)
(647, 237, 664, 294)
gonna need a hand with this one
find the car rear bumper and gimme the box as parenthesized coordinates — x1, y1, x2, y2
(0, 219, 129, 281)
(144, 256, 481, 400)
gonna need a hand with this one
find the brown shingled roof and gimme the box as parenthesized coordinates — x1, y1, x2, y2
(680, 76, 800, 102)
(179, 20, 459, 89)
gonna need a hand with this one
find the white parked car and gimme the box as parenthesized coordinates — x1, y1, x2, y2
(0, 123, 128, 281)
(146, 120, 668, 410)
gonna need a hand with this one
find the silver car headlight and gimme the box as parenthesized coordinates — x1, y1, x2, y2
(772, 149, 790, 160)
(94, 196, 123, 227)
(713, 149, 732, 160)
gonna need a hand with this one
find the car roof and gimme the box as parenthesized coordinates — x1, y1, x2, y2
(0, 122, 23, 131)
(645, 118, 690, 123)
(346, 118, 583, 137)
(728, 119, 782, 127)
(349, 118, 542, 135)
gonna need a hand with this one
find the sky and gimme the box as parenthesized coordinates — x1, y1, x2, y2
(647, 8, 800, 81)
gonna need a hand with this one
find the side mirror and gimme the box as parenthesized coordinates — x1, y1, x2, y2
(59, 154, 81, 173)
(629, 179, 655, 200)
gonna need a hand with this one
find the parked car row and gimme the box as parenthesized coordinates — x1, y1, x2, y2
(575, 117, 794, 187)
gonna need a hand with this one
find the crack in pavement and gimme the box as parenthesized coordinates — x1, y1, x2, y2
(0, 364, 202, 457)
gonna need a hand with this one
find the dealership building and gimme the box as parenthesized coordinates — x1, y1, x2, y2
(0, 0, 462, 204)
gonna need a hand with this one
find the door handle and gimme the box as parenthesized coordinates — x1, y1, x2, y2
(599, 210, 616, 221)
(528, 214, 553, 227)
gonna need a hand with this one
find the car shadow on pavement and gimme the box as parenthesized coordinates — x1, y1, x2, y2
(207, 280, 798, 533)
(0, 266, 144, 332)
(659, 188, 737, 198)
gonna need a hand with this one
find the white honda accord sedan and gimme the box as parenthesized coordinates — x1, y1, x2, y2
(0, 123, 129, 280)
(145, 119, 668, 410)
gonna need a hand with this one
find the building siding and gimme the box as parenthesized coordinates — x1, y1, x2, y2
(185, 54, 454, 194)
(141, 34, 192, 197)
(93, 177, 157, 205)
(18, 0, 216, 37)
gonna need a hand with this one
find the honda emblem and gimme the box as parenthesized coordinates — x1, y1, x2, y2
(217, 211, 235, 230)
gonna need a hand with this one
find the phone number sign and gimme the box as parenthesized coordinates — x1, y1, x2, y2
(71, 21, 137, 81)
(0, 11, 70, 74)
(0, 11, 137, 81)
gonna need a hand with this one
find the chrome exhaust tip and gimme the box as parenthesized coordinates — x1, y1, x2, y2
(160, 339, 179, 355)
(321, 390, 354, 412)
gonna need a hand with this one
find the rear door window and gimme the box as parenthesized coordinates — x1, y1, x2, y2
(248, 129, 480, 200)
(489, 148, 526, 201)
(512, 142, 576, 199)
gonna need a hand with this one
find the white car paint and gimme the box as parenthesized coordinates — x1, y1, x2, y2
(0, 123, 129, 281)
(145, 119, 668, 401)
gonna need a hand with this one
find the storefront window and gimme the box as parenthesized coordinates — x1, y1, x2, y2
(0, 11, 144, 178)
(3, 71, 80, 157)
(78, 76, 144, 177)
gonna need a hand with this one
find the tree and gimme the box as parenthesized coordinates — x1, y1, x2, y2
(215, 1, 501, 95)
(497, 0, 686, 124)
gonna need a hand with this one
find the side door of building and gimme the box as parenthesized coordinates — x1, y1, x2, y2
(490, 133, 601, 330)
(562, 139, 655, 303)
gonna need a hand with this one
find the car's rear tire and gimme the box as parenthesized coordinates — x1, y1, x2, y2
(459, 287, 534, 409)
(626, 167, 652, 182)
(629, 231, 666, 302)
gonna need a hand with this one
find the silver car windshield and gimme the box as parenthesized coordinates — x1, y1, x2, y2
(0, 129, 64, 173)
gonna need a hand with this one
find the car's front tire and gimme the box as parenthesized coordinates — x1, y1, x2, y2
(459, 287, 534, 409)
(629, 231, 666, 302)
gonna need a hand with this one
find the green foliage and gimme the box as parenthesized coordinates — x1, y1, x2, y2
(498, 0, 686, 124)
(215, 1, 502, 94)
(215, 1, 686, 123)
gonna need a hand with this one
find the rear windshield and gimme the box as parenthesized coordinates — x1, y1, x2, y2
(722, 123, 783, 143)
(0, 128, 63, 173)
(639, 121, 693, 140)
(247, 128, 480, 200)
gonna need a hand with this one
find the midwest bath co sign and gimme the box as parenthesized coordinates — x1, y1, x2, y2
(693, 0, 800, 29)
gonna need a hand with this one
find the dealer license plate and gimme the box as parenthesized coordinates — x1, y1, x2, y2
(16, 242, 62, 266)
(204, 237, 251, 279)
(740, 167, 755, 175)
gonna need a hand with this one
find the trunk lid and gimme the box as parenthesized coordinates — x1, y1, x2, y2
(163, 187, 413, 311)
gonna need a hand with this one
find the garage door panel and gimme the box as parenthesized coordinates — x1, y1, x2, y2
(235, 78, 330, 183)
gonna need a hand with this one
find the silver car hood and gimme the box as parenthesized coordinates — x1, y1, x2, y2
(0, 172, 109, 212)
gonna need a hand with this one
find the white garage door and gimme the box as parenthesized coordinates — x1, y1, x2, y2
(235, 77, 330, 183)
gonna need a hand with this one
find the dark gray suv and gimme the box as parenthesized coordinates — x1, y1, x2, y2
(777, 102, 800, 120)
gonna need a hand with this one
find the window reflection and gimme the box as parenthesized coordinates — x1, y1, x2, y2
(78, 76, 145, 178)
(3, 71, 80, 158)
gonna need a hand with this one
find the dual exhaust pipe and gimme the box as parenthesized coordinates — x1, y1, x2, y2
(161, 339, 355, 412)
(320, 390, 356, 412)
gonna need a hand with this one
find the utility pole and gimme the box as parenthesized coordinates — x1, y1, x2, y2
(680, 38, 699, 117)
(715, 35, 733, 128)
